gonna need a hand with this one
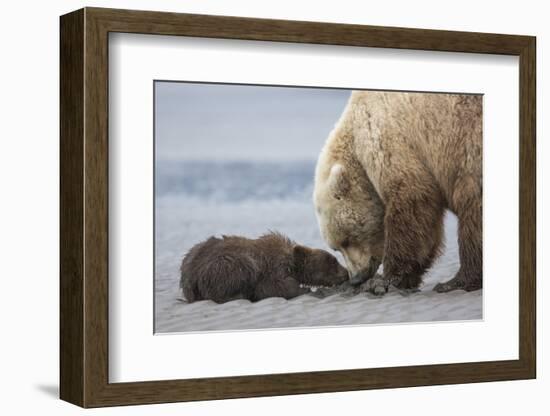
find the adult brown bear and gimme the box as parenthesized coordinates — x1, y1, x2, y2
(313, 91, 482, 295)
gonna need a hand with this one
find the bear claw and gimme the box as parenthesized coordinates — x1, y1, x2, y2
(434, 278, 481, 293)
(357, 275, 390, 296)
(372, 285, 387, 296)
(433, 278, 467, 293)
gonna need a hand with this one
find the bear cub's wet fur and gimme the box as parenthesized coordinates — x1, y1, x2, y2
(180, 232, 348, 303)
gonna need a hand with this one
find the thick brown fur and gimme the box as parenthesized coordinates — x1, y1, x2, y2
(180, 232, 349, 303)
(314, 91, 482, 294)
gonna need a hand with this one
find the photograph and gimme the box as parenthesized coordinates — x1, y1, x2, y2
(55, 6, 537, 409)
(153, 82, 483, 333)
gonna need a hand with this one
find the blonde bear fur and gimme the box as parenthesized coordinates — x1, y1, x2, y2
(314, 90, 482, 293)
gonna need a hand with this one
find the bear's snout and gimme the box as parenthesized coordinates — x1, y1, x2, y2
(336, 265, 350, 283)
(348, 256, 381, 286)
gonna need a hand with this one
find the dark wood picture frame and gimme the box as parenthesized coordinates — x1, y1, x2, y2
(60, 7, 536, 408)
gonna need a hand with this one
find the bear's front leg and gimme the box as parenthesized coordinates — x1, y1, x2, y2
(374, 180, 445, 296)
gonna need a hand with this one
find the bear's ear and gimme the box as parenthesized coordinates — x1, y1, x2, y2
(328, 164, 349, 200)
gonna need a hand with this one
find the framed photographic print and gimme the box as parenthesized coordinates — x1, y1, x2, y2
(60, 7, 536, 408)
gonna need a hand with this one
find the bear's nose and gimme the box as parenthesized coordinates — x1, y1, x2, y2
(338, 267, 350, 282)
(349, 270, 371, 286)
(348, 257, 381, 286)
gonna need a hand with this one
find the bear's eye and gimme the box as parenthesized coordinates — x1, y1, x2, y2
(341, 238, 350, 249)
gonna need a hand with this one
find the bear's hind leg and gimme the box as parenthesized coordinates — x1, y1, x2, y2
(434, 188, 482, 293)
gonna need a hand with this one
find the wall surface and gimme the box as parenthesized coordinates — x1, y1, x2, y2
(0, 0, 546, 414)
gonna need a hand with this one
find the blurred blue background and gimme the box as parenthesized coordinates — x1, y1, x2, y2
(154, 82, 351, 303)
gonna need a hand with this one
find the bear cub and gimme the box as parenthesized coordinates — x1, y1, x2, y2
(180, 232, 348, 303)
